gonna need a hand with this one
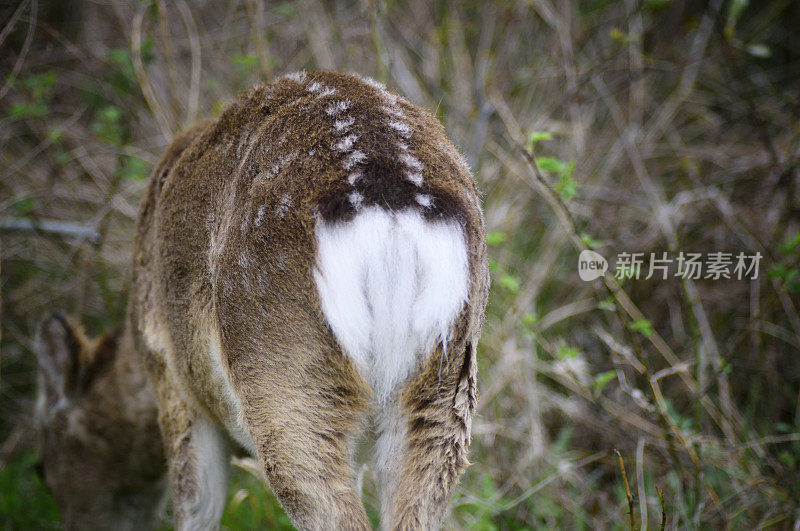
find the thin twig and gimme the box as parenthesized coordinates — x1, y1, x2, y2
(243, 0, 271, 82)
(369, 0, 389, 83)
(176, 0, 202, 123)
(616, 449, 636, 531)
(637, 438, 648, 530)
(0, 0, 36, 102)
(657, 486, 666, 531)
(0, 217, 100, 244)
(0, 0, 29, 48)
(132, 2, 174, 140)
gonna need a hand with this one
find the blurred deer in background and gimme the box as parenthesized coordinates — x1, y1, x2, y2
(34, 313, 166, 530)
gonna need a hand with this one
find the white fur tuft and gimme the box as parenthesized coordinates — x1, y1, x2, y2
(313, 207, 469, 402)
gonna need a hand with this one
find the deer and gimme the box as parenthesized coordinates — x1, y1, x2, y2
(34, 313, 167, 530)
(37, 70, 488, 530)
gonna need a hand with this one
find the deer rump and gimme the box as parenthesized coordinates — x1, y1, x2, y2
(313, 206, 469, 403)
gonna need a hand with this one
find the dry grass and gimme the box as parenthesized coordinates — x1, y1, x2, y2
(2, 0, 799, 528)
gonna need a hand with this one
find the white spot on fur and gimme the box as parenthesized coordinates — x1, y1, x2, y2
(348, 191, 364, 206)
(333, 134, 359, 152)
(284, 71, 307, 82)
(316, 87, 337, 98)
(313, 207, 469, 402)
(361, 75, 385, 90)
(388, 120, 411, 138)
(308, 148, 317, 157)
(405, 171, 423, 186)
(381, 105, 404, 118)
(276, 193, 292, 218)
(416, 194, 432, 207)
(263, 150, 299, 181)
(326, 100, 351, 116)
(237, 251, 251, 270)
(360, 75, 399, 105)
(254, 206, 266, 226)
(399, 152, 422, 171)
(307, 81, 323, 93)
(342, 150, 366, 170)
(347, 171, 363, 185)
(334, 116, 355, 132)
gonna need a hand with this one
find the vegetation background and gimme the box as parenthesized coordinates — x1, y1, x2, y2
(1, 0, 799, 528)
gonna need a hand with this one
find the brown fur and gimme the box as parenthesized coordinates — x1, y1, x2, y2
(131, 71, 489, 530)
(34, 314, 166, 531)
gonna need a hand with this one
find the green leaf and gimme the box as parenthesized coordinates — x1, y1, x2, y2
(628, 318, 653, 339)
(557, 345, 581, 359)
(232, 53, 260, 70)
(115, 155, 151, 180)
(779, 232, 800, 254)
(521, 313, 538, 335)
(726, 0, 749, 38)
(580, 233, 604, 249)
(779, 451, 796, 468)
(597, 299, 616, 312)
(537, 156, 568, 174)
(555, 172, 578, 201)
(527, 130, 552, 151)
(8, 102, 48, 119)
(486, 230, 507, 246)
(768, 264, 789, 279)
(47, 126, 63, 143)
(212, 99, 227, 115)
(593, 370, 617, 393)
(92, 105, 124, 145)
(23, 71, 57, 100)
(499, 273, 520, 293)
(100, 106, 121, 122)
(0, 452, 60, 529)
(108, 48, 137, 93)
(14, 198, 34, 217)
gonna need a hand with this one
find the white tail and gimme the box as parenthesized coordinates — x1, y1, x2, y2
(314, 206, 470, 403)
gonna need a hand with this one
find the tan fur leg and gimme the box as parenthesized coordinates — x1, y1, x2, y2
(378, 342, 477, 530)
(156, 383, 231, 531)
(230, 354, 372, 530)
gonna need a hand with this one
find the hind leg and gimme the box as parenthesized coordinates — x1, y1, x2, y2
(376, 342, 477, 530)
(227, 337, 373, 530)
